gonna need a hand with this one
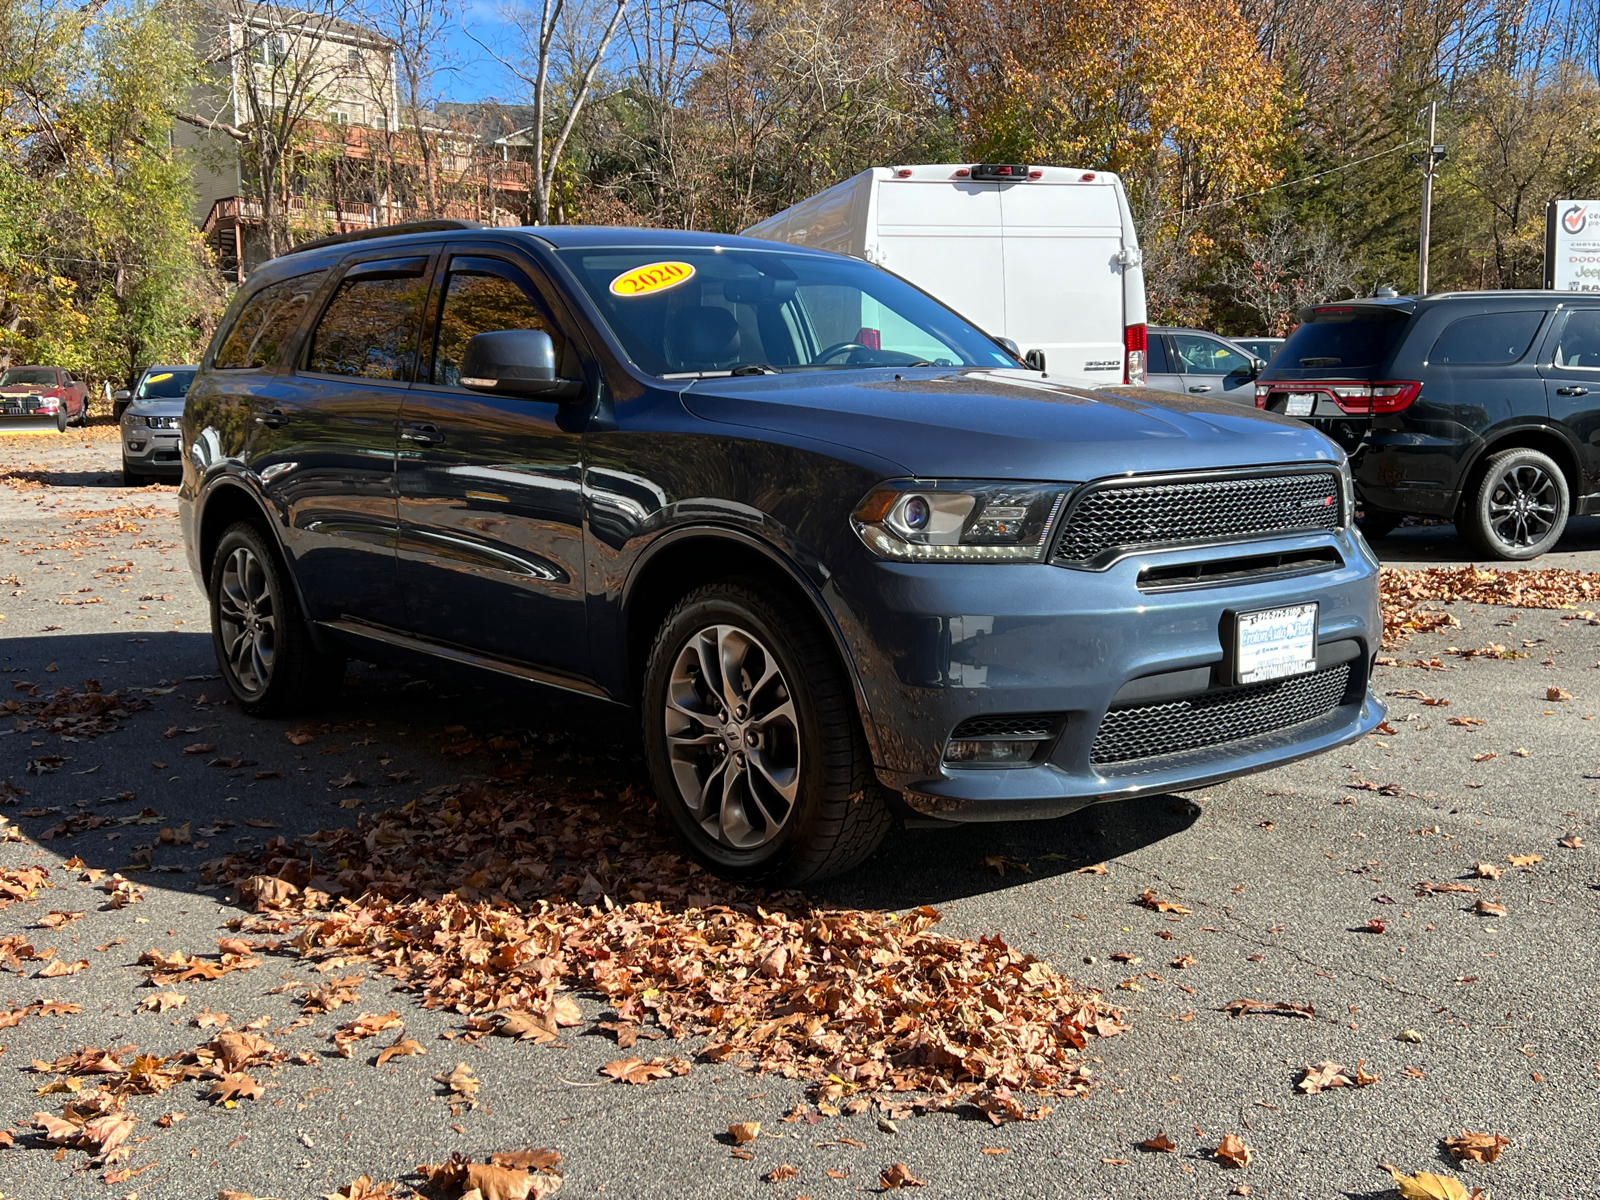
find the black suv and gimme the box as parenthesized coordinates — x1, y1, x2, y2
(1255, 292, 1600, 559)
(179, 220, 1382, 883)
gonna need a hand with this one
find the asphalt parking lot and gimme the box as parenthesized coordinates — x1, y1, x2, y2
(1, 428, 1598, 1200)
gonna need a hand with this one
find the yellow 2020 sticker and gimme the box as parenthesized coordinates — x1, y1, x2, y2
(610, 261, 695, 298)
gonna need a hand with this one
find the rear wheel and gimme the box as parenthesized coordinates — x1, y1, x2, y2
(641, 579, 891, 885)
(1462, 447, 1569, 561)
(209, 522, 345, 715)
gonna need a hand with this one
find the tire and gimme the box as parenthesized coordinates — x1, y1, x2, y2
(1461, 448, 1569, 561)
(122, 466, 147, 487)
(641, 579, 892, 885)
(1355, 507, 1403, 541)
(208, 521, 345, 716)
(55, 406, 67, 432)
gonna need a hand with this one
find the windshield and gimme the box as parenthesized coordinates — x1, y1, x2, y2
(1279, 307, 1409, 372)
(554, 246, 1018, 376)
(0, 369, 57, 387)
(136, 369, 197, 399)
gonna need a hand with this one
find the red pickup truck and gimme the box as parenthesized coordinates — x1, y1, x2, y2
(0, 366, 91, 430)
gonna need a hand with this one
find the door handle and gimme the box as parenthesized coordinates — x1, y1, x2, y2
(255, 409, 288, 428)
(1188, 385, 1212, 393)
(401, 423, 444, 446)
(1556, 386, 1589, 396)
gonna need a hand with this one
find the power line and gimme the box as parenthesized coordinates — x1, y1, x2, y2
(1155, 139, 1423, 219)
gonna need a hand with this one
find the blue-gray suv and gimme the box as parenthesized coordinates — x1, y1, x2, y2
(179, 220, 1383, 882)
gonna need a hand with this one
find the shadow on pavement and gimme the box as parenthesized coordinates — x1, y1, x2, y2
(1373, 513, 1600, 564)
(2, 629, 1198, 916)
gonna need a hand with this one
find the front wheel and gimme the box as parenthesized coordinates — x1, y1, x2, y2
(1462, 448, 1569, 561)
(208, 522, 345, 715)
(122, 466, 147, 488)
(55, 406, 67, 433)
(641, 580, 891, 885)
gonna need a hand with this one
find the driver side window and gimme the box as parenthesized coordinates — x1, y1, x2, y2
(430, 258, 567, 387)
(1172, 333, 1250, 376)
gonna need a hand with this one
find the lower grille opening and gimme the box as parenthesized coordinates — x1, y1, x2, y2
(1137, 548, 1342, 592)
(950, 714, 1061, 740)
(1091, 663, 1351, 766)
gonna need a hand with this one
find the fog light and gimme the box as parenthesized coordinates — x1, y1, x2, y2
(127, 440, 146, 451)
(944, 739, 1044, 765)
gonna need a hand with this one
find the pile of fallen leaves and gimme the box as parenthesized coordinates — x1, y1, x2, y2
(1381, 565, 1600, 648)
(211, 783, 1119, 1109)
(2, 678, 148, 739)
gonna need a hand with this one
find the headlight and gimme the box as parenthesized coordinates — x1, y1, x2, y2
(852, 480, 1074, 562)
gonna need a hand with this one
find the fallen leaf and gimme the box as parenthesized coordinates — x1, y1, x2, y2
(37, 910, 85, 929)
(880, 1163, 927, 1189)
(208, 1073, 264, 1104)
(599, 1057, 688, 1084)
(181, 743, 215, 756)
(1214, 1134, 1251, 1168)
(728, 1121, 761, 1144)
(375, 1035, 425, 1065)
(433, 1062, 480, 1107)
(1507, 854, 1542, 866)
(1137, 889, 1193, 914)
(982, 855, 1029, 876)
(243, 818, 277, 829)
(1441, 1130, 1508, 1163)
(1473, 862, 1503, 880)
(139, 991, 187, 1013)
(1137, 1131, 1177, 1153)
(1396, 1029, 1424, 1044)
(1379, 1164, 1480, 1200)
(763, 1164, 798, 1182)
(463, 1162, 549, 1200)
(1473, 899, 1508, 917)
(38, 958, 88, 977)
(1559, 835, 1584, 849)
(1547, 687, 1572, 701)
(325, 1176, 401, 1200)
(1073, 862, 1108, 874)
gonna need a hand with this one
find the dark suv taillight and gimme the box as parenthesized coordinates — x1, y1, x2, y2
(1256, 380, 1421, 415)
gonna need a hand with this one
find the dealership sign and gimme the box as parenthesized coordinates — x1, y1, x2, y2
(1546, 200, 1600, 291)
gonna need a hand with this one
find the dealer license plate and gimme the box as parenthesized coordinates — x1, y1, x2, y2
(1236, 603, 1318, 685)
(1284, 393, 1316, 417)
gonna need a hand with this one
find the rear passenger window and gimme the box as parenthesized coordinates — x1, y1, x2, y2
(1555, 309, 1600, 369)
(1145, 335, 1169, 374)
(213, 272, 326, 370)
(306, 267, 429, 381)
(1429, 311, 1544, 365)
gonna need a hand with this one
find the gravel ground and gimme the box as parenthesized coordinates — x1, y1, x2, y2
(1, 427, 1597, 1200)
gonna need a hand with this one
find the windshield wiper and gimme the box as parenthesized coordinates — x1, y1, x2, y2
(729, 363, 779, 375)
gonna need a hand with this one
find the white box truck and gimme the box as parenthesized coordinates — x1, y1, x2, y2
(741, 162, 1149, 388)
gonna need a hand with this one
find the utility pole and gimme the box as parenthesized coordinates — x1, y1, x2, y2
(1418, 101, 1439, 296)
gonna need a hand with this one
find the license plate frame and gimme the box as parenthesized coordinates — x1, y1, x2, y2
(1284, 392, 1316, 417)
(1233, 603, 1319, 685)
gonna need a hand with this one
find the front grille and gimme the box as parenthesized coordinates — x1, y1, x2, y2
(1091, 663, 1350, 766)
(1055, 471, 1342, 566)
(950, 713, 1060, 740)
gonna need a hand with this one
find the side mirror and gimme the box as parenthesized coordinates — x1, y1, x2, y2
(995, 336, 1021, 359)
(113, 390, 131, 402)
(1247, 358, 1264, 379)
(459, 329, 583, 401)
(1024, 349, 1047, 371)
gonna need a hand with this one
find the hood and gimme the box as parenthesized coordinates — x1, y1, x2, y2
(681, 369, 1342, 480)
(0, 384, 54, 395)
(127, 396, 186, 417)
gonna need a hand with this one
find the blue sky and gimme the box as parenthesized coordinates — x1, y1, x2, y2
(435, 3, 520, 103)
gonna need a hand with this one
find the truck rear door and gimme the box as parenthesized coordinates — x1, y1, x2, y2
(998, 182, 1125, 382)
(872, 182, 1007, 339)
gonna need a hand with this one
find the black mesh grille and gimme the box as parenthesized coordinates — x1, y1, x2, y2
(1091, 664, 1351, 766)
(1055, 472, 1342, 565)
(950, 714, 1060, 740)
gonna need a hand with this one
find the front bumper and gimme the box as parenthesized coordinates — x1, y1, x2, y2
(828, 528, 1384, 821)
(122, 423, 184, 474)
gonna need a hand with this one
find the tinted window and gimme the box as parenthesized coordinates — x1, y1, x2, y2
(430, 259, 563, 386)
(1429, 311, 1544, 365)
(1555, 309, 1600, 369)
(1145, 335, 1169, 374)
(1171, 333, 1251, 376)
(136, 369, 197, 399)
(1277, 307, 1409, 371)
(307, 270, 428, 381)
(214, 272, 326, 370)
(555, 246, 1016, 375)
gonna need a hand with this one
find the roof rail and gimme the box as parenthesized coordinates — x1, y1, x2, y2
(278, 219, 488, 258)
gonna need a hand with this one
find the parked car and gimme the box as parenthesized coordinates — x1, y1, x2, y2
(179, 220, 1383, 883)
(1143, 327, 1263, 403)
(742, 164, 1148, 387)
(1234, 337, 1285, 363)
(1254, 292, 1600, 559)
(119, 365, 197, 485)
(0, 365, 90, 430)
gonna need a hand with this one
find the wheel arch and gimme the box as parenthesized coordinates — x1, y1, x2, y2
(619, 526, 882, 762)
(195, 478, 329, 650)
(1455, 423, 1584, 515)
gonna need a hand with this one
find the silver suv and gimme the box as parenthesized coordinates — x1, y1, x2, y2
(118, 366, 196, 486)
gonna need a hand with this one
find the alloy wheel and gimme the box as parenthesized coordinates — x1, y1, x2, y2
(217, 546, 277, 695)
(1486, 464, 1558, 549)
(663, 623, 801, 850)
